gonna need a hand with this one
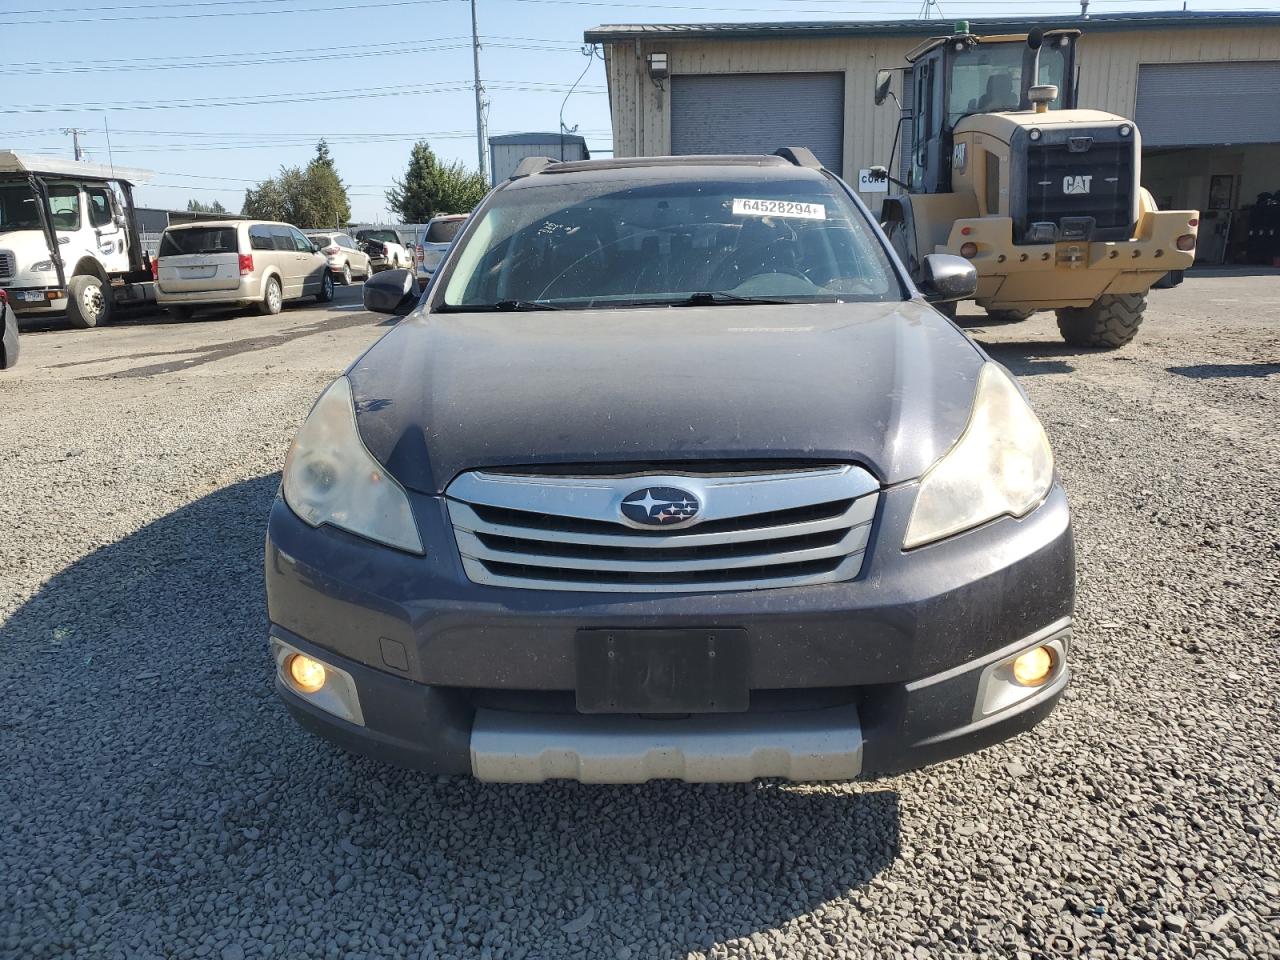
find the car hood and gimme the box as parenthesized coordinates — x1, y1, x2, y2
(347, 299, 986, 495)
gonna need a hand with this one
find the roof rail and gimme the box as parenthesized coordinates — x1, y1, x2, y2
(774, 146, 823, 170)
(511, 156, 558, 179)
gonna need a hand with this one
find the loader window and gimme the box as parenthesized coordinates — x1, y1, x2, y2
(947, 43, 1067, 127)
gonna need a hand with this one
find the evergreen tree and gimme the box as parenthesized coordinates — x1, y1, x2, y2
(386, 141, 488, 222)
(240, 141, 351, 228)
(186, 198, 227, 214)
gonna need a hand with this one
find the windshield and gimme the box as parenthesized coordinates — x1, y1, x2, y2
(947, 42, 1067, 126)
(441, 174, 901, 310)
(0, 182, 80, 231)
(425, 218, 465, 244)
(159, 227, 239, 256)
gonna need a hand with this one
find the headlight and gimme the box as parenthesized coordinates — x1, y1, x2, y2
(282, 376, 424, 554)
(31, 260, 53, 272)
(904, 364, 1053, 549)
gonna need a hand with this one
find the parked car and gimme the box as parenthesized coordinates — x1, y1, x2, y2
(155, 220, 333, 319)
(354, 228, 409, 273)
(415, 213, 468, 281)
(267, 149, 1071, 784)
(304, 231, 371, 285)
(0, 289, 18, 369)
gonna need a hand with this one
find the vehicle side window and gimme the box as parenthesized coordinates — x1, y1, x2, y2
(86, 188, 114, 228)
(269, 225, 294, 251)
(249, 225, 274, 251)
(291, 228, 314, 252)
(48, 186, 81, 231)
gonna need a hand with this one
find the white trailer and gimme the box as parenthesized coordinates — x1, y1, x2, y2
(0, 151, 156, 327)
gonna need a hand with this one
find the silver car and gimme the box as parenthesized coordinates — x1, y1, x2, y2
(304, 231, 371, 286)
(416, 213, 468, 281)
(155, 220, 333, 319)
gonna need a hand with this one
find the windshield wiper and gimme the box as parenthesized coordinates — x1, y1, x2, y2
(612, 292, 804, 308)
(441, 299, 561, 312)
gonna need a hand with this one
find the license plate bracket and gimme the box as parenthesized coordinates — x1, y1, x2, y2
(575, 628, 749, 714)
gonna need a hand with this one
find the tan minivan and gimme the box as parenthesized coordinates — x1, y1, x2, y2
(155, 220, 333, 319)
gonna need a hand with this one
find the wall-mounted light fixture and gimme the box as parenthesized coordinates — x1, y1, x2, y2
(646, 51, 669, 82)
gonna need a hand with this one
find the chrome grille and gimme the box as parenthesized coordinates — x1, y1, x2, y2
(0, 251, 15, 280)
(445, 466, 880, 593)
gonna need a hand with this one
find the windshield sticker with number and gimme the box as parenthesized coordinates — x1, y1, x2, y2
(731, 198, 826, 221)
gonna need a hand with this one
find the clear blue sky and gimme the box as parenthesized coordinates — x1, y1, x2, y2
(1, 0, 1269, 220)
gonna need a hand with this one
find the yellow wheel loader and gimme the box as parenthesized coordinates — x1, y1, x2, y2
(873, 25, 1200, 348)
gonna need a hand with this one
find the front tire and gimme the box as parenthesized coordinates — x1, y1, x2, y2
(66, 274, 112, 329)
(985, 308, 1036, 323)
(1055, 294, 1147, 348)
(315, 270, 335, 303)
(257, 276, 282, 316)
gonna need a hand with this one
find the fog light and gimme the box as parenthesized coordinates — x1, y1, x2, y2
(960, 241, 978, 259)
(1176, 233, 1197, 251)
(288, 653, 327, 693)
(1012, 646, 1054, 686)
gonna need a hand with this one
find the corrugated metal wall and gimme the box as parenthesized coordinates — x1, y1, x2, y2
(602, 26, 1280, 201)
(669, 72, 844, 170)
(1135, 61, 1280, 147)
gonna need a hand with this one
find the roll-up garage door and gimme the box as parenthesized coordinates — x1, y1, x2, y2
(670, 73, 845, 173)
(1136, 61, 1280, 147)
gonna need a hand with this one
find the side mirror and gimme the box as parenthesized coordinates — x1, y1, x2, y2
(114, 214, 128, 229)
(918, 254, 977, 304)
(363, 268, 418, 316)
(874, 69, 893, 106)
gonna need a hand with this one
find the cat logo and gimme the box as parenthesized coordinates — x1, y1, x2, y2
(1063, 175, 1093, 195)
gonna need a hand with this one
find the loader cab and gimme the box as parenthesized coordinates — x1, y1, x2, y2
(904, 29, 1078, 194)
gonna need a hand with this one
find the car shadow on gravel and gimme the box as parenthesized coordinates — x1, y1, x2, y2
(1168, 362, 1280, 379)
(971, 340, 1083, 376)
(2, 475, 900, 959)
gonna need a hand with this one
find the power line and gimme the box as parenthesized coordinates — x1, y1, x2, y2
(1, 0, 1233, 24)
(0, 0, 453, 25)
(1, 81, 606, 115)
(0, 36, 581, 75)
(0, 41, 473, 76)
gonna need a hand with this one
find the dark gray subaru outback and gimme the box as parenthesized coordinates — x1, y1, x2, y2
(265, 149, 1073, 783)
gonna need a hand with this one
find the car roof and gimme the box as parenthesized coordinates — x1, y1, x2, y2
(164, 219, 247, 230)
(501, 149, 829, 189)
(165, 219, 294, 230)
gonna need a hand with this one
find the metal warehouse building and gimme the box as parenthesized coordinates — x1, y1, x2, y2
(586, 11, 1280, 263)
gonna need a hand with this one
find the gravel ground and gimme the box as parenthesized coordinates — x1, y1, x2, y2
(1, 274, 1277, 959)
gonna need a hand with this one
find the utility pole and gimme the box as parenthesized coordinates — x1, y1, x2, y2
(470, 0, 488, 178)
(62, 128, 85, 161)
(1080, 0, 1090, 17)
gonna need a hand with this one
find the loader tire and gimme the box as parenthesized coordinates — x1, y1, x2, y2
(985, 308, 1036, 323)
(1055, 293, 1147, 349)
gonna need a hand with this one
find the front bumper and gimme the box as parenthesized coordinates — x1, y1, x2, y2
(266, 481, 1074, 781)
(4, 286, 68, 315)
(946, 212, 1197, 309)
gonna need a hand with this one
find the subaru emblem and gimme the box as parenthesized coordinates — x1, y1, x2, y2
(620, 487, 701, 527)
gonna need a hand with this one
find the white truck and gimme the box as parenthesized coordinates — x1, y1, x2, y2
(0, 151, 156, 328)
